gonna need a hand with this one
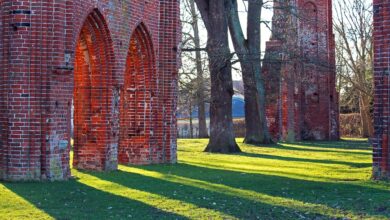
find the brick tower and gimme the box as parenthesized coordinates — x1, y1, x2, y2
(0, 0, 180, 181)
(373, 0, 390, 179)
(263, 0, 339, 141)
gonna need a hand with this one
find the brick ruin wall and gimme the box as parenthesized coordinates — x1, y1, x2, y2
(0, 0, 180, 181)
(1, 0, 388, 181)
(373, 0, 390, 179)
(263, 0, 339, 142)
(263, 0, 389, 179)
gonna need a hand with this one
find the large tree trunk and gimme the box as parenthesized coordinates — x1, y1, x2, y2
(241, 62, 263, 143)
(247, 0, 272, 144)
(359, 93, 373, 137)
(227, 0, 272, 144)
(241, 62, 272, 144)
(195, 0, 240, 153)
(189, 0, 208, 138)
(205, 43, 239, 152)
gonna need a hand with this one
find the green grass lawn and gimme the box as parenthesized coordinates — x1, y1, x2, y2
(1, 138, 389, 219)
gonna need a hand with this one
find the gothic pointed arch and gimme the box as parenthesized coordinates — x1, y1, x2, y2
(73, 9, 117, 171)
(119, 23, 159, 164)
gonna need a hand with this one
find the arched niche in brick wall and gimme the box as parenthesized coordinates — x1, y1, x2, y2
(300, 1, 318, 58)
(300, 1, 319, 99)
(119, 23, 158, 164)
(72, 9, 116, 171)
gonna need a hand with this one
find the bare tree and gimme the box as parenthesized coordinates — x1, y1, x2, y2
(178, 66, 197, 138)
(194, 0, 241, 152)
(227, 0, 273, 144)
(334, 0, 373, 137)
(188, 0, 209, 138)
(180, 0, 210, 138)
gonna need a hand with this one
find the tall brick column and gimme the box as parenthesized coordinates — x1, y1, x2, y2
(373, 0, 390, 179)
(0, 0, 7, 179)
(159, 0, 180, 163)
(0, 1, 44, 180)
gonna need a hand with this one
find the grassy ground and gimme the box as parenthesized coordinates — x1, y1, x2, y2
(1, 138, 389, 219)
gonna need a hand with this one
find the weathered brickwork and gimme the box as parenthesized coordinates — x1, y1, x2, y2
(0, 0, 180, 181)
(263, 0, 339, 141)
(373, 0, 390, 179)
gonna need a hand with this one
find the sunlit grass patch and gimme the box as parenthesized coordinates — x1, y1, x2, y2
(0, 185, 52, 220)
(178, 138, 372, 181)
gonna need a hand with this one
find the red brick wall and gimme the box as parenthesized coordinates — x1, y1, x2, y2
(373, 0, 390, 179)
(0, 0, 6, 180)
(159, 0, 180, 163)
(0, 0, 180, 181)
(263, 0, 339, 141)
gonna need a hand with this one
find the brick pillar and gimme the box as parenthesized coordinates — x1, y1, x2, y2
(159, 0, 180, 163)
(0, 0, 7, 179)
(263, 40, 283, 140)
(328, 0, 340, 140)
(373, 0, 390, 179)
(0, 1, 43, 181)
(39, 0, 73, 180)
(0, 0, 75, 181)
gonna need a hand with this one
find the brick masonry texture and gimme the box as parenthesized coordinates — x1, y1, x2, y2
(373, 0, 390, 179)
(262, 0, 340, 142)
(0, 0, 180, 181)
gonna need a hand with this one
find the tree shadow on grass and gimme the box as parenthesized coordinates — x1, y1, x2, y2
(3, 161, 388, 220)
(237, 152, 371, 168)
(244, 142, 372, 155)
(288, 139, 371, 151)
(3, 179, 186, 220)
(85, 168, 339, 219)
(136, 163, 390, 219)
